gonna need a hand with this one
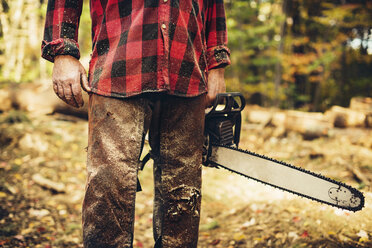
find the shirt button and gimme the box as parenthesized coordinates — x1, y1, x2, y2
(161, 24, 166, 29)
(163, 0, 168, 2)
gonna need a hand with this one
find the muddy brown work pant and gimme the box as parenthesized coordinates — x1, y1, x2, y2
(83, 93, 205, 248)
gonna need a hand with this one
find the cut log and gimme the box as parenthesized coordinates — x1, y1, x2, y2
(285, 111, 331, 139)
(366, 113, 372, 128)
(7, 84, 88, 119)
(246, 109, 272, 126)
(271, 112, 286, 127)
(350, 97, 372, 112)
(325, 106, 366, 128)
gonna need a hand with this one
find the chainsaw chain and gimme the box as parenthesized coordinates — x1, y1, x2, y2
(207, 144, 365, 212)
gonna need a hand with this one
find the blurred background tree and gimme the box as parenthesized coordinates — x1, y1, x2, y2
(0, 0, 371, 111)
(225, 0, 372, 111)
(0, 0, 92, 84)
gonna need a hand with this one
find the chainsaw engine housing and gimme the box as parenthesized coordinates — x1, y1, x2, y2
(203, 93, 245, 165)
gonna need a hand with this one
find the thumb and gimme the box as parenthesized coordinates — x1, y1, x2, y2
(80, 66, 91, 92)
(205, 93, 214, 109)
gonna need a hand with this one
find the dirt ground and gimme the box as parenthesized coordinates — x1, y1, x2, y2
(0, 111, 371, 248)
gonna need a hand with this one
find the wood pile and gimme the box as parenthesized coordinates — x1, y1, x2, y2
(246, 107, 331, 139)
(1, 83, 371, 138)
(325, 97, 372, 128)
(285, 111, 331, 140)
(350, 97, 372, 128)
(324, 106, 365, 128)
(245, 97, 372, 139)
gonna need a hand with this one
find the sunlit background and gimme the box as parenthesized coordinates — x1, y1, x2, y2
(1, 1, 372, 247)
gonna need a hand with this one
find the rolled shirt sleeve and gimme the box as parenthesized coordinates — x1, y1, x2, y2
(41, 0, 83, 62)
(205, 0, 231, 70)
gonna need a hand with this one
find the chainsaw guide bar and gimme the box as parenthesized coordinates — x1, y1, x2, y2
(207, 144, 364, 212)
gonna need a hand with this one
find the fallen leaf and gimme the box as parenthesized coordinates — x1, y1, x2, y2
(275, 233, 284, 239)
(359, 237, 369, 243)
(328, 231, 336, 236)
(37, 226, 46, 233)
(29, 208, 50, 218)
(357, 230, 368, 238)
(0, 162, 8, 168)
(256, 209, 263, 214)
(210, 239, 220, 245)
(13, 235, 24, 241)
(233, 232, 246, 241)
(292, 216, 301, 223)
(288, 232, 298, 241)
(13, 173, 22, 181)
(13, 158, 23, 165)
(287, 206, 298, 212)
(301, 231, 309, 238)
(241, 218, 256, 228)
(134, 240, 143, 248)
(200, 220, 219, 231)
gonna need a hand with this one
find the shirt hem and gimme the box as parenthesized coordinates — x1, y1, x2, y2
(88, 88, 207, 99)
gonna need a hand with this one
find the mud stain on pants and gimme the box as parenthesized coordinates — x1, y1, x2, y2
(83, 93, 205, 248)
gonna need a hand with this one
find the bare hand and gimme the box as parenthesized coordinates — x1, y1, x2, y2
(205, 68, 226, 108)
(52, 55, 91, 108)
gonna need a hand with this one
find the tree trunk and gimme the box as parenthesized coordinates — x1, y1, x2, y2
(274, 0, 288, 107)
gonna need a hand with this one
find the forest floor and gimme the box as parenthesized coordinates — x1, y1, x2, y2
(0, 110, 372, 248)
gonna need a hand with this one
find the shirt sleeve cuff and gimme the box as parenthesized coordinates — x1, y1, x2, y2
(41, 38, 81, 63)
(206, 45, 231, 70)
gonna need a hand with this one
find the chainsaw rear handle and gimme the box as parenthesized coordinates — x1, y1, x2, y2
(206, 92, 246, 117)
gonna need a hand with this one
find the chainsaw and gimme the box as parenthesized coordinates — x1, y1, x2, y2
(202, 92, 364, 212)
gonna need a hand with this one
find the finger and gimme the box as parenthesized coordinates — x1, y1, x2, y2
(56, 83, 66, 102)
(205, 94, 213, 109)
(71, 82, 84, 107)
(53, 83, 58, 95)
(80, 66, 91, 92)
(63, 84, 78, 107)
(59, 84, 69, 105)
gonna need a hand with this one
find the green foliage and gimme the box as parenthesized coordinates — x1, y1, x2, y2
(225, 0, 284, 105)
(78, 0, 93, 58)
(0, 0, 91, 84)
(226, 0, 372, 110)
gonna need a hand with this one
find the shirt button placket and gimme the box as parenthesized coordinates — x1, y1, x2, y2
(159, 0, 170, 90)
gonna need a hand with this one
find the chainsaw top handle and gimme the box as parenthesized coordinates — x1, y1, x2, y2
(206, 92, 246, 117)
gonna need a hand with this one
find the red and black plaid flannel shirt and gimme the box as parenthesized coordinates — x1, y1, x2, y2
(42, 0, 231, 97)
